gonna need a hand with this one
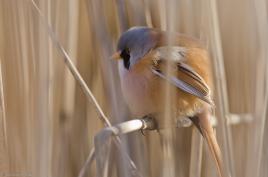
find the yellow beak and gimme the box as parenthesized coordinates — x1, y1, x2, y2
(111, 51, 121, 60)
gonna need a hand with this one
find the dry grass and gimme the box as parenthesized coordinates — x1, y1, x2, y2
(0, 0, 268, 177)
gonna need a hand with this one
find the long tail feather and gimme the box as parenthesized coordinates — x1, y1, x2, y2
(190, 109, 226, 177)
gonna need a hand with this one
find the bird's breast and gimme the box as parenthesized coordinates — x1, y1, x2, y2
(118, 54, 208, 123)
(118, 60, 157, 117)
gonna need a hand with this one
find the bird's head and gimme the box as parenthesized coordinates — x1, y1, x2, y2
(112, 27, 159, 69)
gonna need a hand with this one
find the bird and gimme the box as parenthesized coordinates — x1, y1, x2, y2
(112, 26, 226, 177)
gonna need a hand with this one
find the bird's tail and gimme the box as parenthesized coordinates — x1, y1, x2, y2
(190, 109, 227, 177)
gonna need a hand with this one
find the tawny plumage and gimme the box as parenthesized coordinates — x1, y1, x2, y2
(113, 26, 226, 177)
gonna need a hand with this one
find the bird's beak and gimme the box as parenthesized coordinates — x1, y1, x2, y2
(111, 51, 121, 60)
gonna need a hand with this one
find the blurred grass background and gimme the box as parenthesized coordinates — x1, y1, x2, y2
(0, 0, 268, 177)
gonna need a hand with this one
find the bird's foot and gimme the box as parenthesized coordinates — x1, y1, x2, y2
(140, 114, 158, 135)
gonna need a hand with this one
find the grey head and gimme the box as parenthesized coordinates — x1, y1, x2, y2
(116, 27, 159, 69)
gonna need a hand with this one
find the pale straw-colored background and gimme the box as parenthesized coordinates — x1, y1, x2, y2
(0, 0, 267, 177)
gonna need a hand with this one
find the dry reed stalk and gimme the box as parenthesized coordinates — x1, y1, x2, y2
(205, 0, 235, 176)
(31, 1, 145, 177)
(31, 0, 111, 127)
(1, 0, 268, 177)
(246, 1, 268, 177)
(88, 0, 141, 176)
(143, 0, 153, 28)
(78, 147, 95, 177)
(189, 129, 203, 177)
(0, 59, 9, 172)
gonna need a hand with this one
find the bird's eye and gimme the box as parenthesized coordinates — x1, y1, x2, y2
(120, 48, 131, 69)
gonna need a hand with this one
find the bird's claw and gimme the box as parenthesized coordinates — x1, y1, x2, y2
(139, 114, 158, 136)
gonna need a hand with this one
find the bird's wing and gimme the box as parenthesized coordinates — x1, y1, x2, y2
(151, 46, 214, 105)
